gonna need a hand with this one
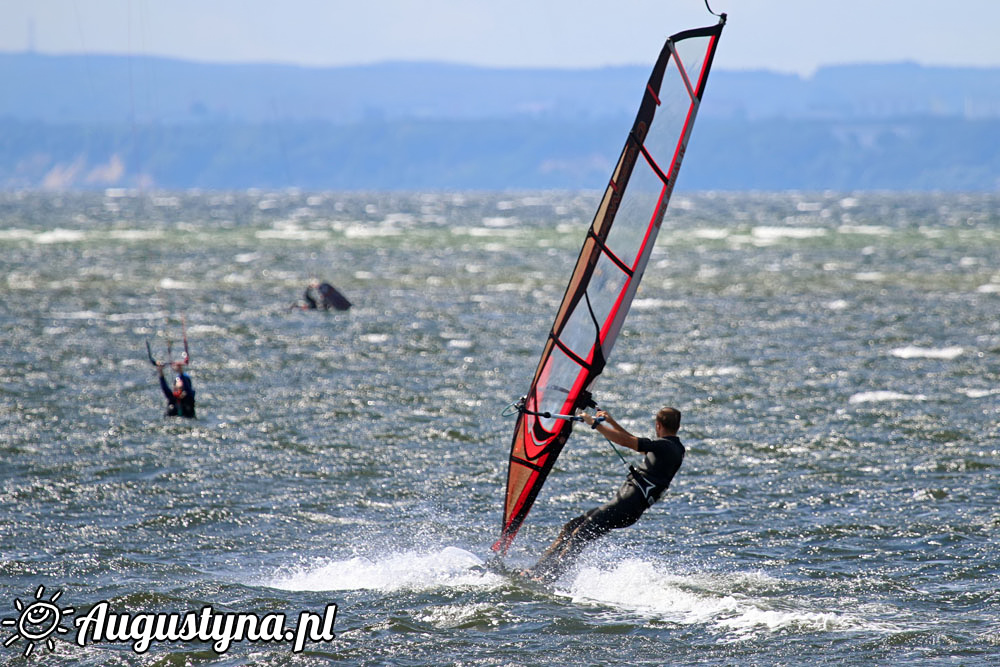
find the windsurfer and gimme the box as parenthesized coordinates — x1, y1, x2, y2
(157, 362, 196, 418)
(297, 280, 352, 311)
(525, 407, 684, 582)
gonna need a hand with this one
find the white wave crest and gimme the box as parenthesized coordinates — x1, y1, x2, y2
(255, 228, 329, 241)
(752, 227, 828, 244)
(564, 559, 886, 639)
(35, 228, 88, 244)
(849, 391, 927, 404)
(891, 345, 964, 360)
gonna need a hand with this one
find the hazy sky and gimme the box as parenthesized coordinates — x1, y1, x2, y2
(4, 1, 1000, 76)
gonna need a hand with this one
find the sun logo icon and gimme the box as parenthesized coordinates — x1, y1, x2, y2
(2, 585, 75, 657)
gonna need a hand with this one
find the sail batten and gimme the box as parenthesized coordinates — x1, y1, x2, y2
(495, 17, 725, 555)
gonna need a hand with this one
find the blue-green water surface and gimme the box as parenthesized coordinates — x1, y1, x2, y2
(1, 190, 998, 665)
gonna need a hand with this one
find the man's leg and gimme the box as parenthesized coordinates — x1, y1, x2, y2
(525, 485, 647, 582)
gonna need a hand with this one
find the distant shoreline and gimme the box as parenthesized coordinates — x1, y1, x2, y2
(2, 55, 998, 191)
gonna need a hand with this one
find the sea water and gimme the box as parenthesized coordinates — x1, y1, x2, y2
(1, 190, 998, 665)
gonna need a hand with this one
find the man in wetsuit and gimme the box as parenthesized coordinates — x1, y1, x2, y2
(525, 407, 684, 582)
(301, 287, 319, 310)
(157, 362, 196, 418)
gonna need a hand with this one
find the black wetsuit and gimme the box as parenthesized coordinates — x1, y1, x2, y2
(529, 435, 684, 580)
(160, 373, 196, 419)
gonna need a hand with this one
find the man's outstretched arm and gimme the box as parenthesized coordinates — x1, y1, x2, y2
(581, 411, 640, 451)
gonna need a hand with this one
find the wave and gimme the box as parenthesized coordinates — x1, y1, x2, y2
(565, 558, 892, 638)
(849, 391, 927, 404)
(751, 226, 828, 245)
(891, 345, 964, 360)
(266, 547, 501, 593)
(264, 547, 897, 640)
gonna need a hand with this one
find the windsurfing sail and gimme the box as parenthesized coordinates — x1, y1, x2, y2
(494, 16, 725, 554)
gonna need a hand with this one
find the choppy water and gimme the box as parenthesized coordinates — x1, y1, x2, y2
(1, 190, 999, 665)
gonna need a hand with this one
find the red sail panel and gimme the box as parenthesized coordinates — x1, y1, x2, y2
(494, 18, 725, 554)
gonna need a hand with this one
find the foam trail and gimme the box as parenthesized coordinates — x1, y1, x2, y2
(267, 547, 501, 593)
(563, 559, 894, 639)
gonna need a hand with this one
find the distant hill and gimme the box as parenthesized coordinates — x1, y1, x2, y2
(1, 53, 998, 190)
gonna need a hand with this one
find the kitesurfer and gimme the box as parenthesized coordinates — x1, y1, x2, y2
(297, 280, 352, 311)
(157, 362, 196, 418)
(301, 287, 319, 310)
(525, 407, 684, 582)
